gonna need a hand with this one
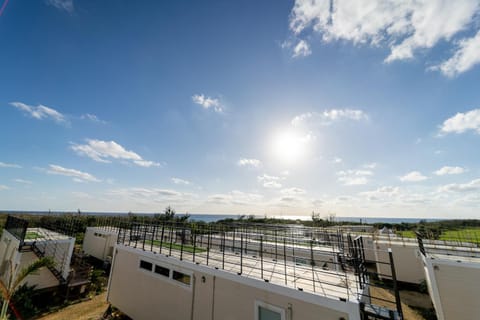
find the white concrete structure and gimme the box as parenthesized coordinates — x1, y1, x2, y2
(0, 225, 74, 289)
(82, 227, 117, 262)
(105, 223, 403, 320)
(419, 242, 480, 320)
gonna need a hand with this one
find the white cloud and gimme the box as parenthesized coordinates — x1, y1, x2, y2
(71, 191, 92, 199)
(434, 166, 466, 176)
(192, 94, 223, 112)
(363, 162, 377, 169)
(289, 0, 480, 75)
(333, 157, 343, 164)
(71, 139, 161, 167)
(433, 30, 480, 77)
(400, 171, 428, 182)
(47, 164, 100, 183)
(337, 169, 373, 186)
(46, 0, 74, 13)
(0, 162, 21, 168)
(10, 102, 68, 124)
(13, 179, 32, 184)
(107, 187, 195, 204)
(208, 190, 263, 206)
(281, 187, 306, 195)
(257, 174, 283, 189)
(439, 109, 480, 135)
(360, 186, 400, 201)
(81, 113, 106, 124)
(292, 39, 312, 57)
(0, 185, 9, 191)
(292, 109, 368, 127)
(171, 178, 191, 185)
(439, 178, 480, 192)
(237, 158, 262, 168)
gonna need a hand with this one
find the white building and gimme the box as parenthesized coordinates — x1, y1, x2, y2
(417, 237, 480, 320)
(102, 222, 403, 320)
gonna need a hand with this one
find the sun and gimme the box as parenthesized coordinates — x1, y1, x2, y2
(271, 130, 307, 165)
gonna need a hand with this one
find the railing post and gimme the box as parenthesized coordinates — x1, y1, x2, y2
(260, 235, 264, 280)
(159, 222, 165, 254)
(206, 226, 211, 266)
(283, 237, 287, 285)
(240, 233, 243, 275)
(310, 240, 315, 292)
(389, 248, 403, 319)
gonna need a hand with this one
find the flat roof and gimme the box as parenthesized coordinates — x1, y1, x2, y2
(131, 242, 363, 302)
(23, 227, 73, 242)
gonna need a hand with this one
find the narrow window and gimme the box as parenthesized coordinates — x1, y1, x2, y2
(258, 307, 282, 320)
(155, 265, 170, 277)
(255, 301, 285, 320)
(172, 270, 191, 285)
(139, 260, 153, 271)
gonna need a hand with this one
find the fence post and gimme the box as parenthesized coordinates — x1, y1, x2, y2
(389, 248, 403, 319)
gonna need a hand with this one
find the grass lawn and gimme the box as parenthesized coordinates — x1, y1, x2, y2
(25, 231, 44, 240)
(145, 239, 207, 253)
(439, 228, 480, 244)
(396, 230, 417, 238)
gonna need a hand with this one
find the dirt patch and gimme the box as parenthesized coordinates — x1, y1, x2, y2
(370, 286, 426, 320)
(399, 290, 433, 309)
(36, 293, 108, 320)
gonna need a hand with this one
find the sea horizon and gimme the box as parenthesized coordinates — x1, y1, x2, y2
(0, 210, 448, 224)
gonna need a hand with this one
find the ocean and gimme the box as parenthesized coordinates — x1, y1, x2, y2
(0, 210, 444, 224)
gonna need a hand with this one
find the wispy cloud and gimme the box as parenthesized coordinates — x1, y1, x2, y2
(337, 169, 373, 186)
(13, 179, 32, 184)
(257, 174, 283, 189)
(292, 109, 368, 127)
(10, 102, 68, 125)
(292, 39, 311, 58)
(432, 31, 480, 77)
(439, 178, 480, 193)
(71, 139, 161, 167)
(434, 166, 466, 176)
(81, 113, 107, 124)
(192, 94, 223, 112)
(439, 109, 480, 135)
(0, 185, 9, 191)
(289, 0, 480, 75)
(171, 177, 191, 185)
(281, 187, 306, 195)
(207, 190, 263, 206)
(237, 158, 262, 168)
(400, 171, 428, 182)
(360, 186, 400, 201)
(47, 164, 100, 183)
(45, 0, 74, 13)
(0, 162, 21, 168)
(107, 187, 195, 203)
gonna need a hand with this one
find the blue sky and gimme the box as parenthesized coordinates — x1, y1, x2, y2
(1, 0, 480, 218)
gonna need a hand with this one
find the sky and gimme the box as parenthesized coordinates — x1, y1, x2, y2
(1, 0, 480, 219)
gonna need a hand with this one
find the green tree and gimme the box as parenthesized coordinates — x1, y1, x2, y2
(0, 256, 54, 319)
(164, 206, 175, 220)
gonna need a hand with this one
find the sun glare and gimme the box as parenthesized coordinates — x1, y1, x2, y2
(272, 130, 307, 165)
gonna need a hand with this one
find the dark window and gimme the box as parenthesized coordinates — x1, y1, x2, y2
(155, 265, 170, 277)
(172, 271, 191, 285)
(258, 306, 282, 320)
(139, 260, 153, 271)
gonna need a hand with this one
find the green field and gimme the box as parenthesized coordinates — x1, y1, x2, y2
(439, 228, 480, 244)
(396, 230, 417, 238)
(397, 228, 480, 244)
(145, 239, 207, 253)
(25, 231, 44, 240)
